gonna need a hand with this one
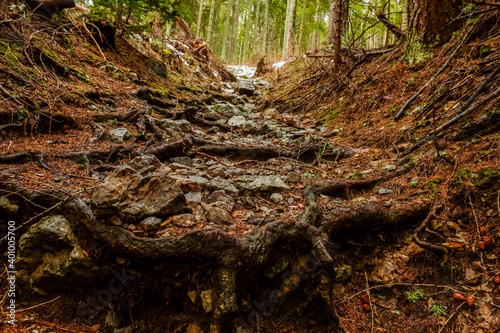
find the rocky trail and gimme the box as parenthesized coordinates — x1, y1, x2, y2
(1, 5, 500, 333)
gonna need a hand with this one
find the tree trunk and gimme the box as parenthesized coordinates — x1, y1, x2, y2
(401, 0, 408, 32)
(312, 0, 320, 49)
(252, 0, 261, 61)
(261, 0, 270, 55)
(283, 0, 297, 58)
(328, 0, 344, 71)
(206, 0, 216, 45)
(384, 0, 390, 46)
(196, 0, 204, 38)
(297, 0, 307, 54)
(230, 0, 242, 63)
(221, 0, 234, 61)
(405, 0, 461, 64)
(242, 9, 251, 63)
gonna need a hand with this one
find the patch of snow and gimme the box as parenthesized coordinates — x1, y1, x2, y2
(227, 65, 256, 79)
(165, 43, 189, 66)
(272, 60, 290, 69)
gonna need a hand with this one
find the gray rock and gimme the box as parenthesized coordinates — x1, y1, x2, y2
(186, 175, 209, 189)
(270, 193, 283, 203)
(229, 94, 246, 105)
(139, 216, 162, 231)
(204, 204, 233, 225)
(208, 190, 235, 211)
(17, 215, 99, 294)
(91, 154, 186, 223)
(234, 175, 289, 193)
(208, 103, 240, 118)
(168, 156, 193, 167)
(157, 119, 192, 137)
(110, 128, 132, 143)
(237, 79, 255, 96)
(148, 59, 167, 78)
(376, 188, 393, 195)
(241, 120, 260, 134)
(207, 165, 227, 178)
(285, 172, 302, 183)
(263, 108, 276, 117)
(207, 177, 239, 196)
(282, 164, 293, 172)
(228, 115, 246, 127)
(185, 192, 202, 205)
(384, 164, 397, 171)
(172, 214, 196, 227)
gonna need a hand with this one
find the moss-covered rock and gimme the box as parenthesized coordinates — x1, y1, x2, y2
(17, 215, 100, 295)
(472, 167, 500, 189)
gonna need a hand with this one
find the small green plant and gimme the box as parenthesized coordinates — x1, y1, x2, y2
(109, 118, 118, 126)
(302, 172, 315, 179)
(410, 178, 419, 187)
(431, 304, 447, 317)
(17, 106, 29, 120)
(406, 289, 425, 303)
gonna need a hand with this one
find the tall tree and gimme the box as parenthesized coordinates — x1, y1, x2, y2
(252, 0, 262, 60)
(221, 0, 234, 61)
(261, 0, 270, 55)
(230, 0, 242, 63)
(196, 0, 204, 38)
(297, 0, 307, 54)
(206, 0, 216, 44)
(242, 8, 252, 63)
(283, 0, 298, 58)
(327, 0, 346, 71)
(312, 0, 320, 49)
(405, 0, 461, 63)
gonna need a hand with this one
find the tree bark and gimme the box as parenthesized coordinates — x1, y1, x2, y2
(196, 0, 204, 38)
(283, 0, 298, 58)
(261, 0, 270, 55)
(242, 8, 251, 63)
(252, 0, 261, 61)
(328, 0, 344, 71)
(221, 0, 234, 61)
(312, 0, 320, 49)
(230, 0, 242, 63)
(206, 0, 216, 45)
(297, 0, 307, 54)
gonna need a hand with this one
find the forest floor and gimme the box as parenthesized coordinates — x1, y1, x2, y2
(1, 4, 500, 333)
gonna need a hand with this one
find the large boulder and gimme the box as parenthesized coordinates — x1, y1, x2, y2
(91, 154, 186, 222)
(17, 215, 100, 294)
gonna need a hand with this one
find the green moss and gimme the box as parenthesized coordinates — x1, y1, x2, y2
(42, 48, 63, 63)
(427, 177, 442, 191)
(404, 39, 434, 66)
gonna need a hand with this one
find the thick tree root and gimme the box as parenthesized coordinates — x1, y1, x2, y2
(195, 139, 355, 162)
(322, 198, 431, 236)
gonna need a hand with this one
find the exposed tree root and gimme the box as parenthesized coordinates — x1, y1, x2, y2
(0, 179, 432, 329)
(195, 139, 355, 162)
(321, 198, 431, 236)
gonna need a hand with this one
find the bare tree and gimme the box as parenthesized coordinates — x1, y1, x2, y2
(196, 0, 204, 38)
(283, 0, 298, 58)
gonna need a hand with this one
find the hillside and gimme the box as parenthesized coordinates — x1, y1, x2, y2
(1, 3, 500, 333)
